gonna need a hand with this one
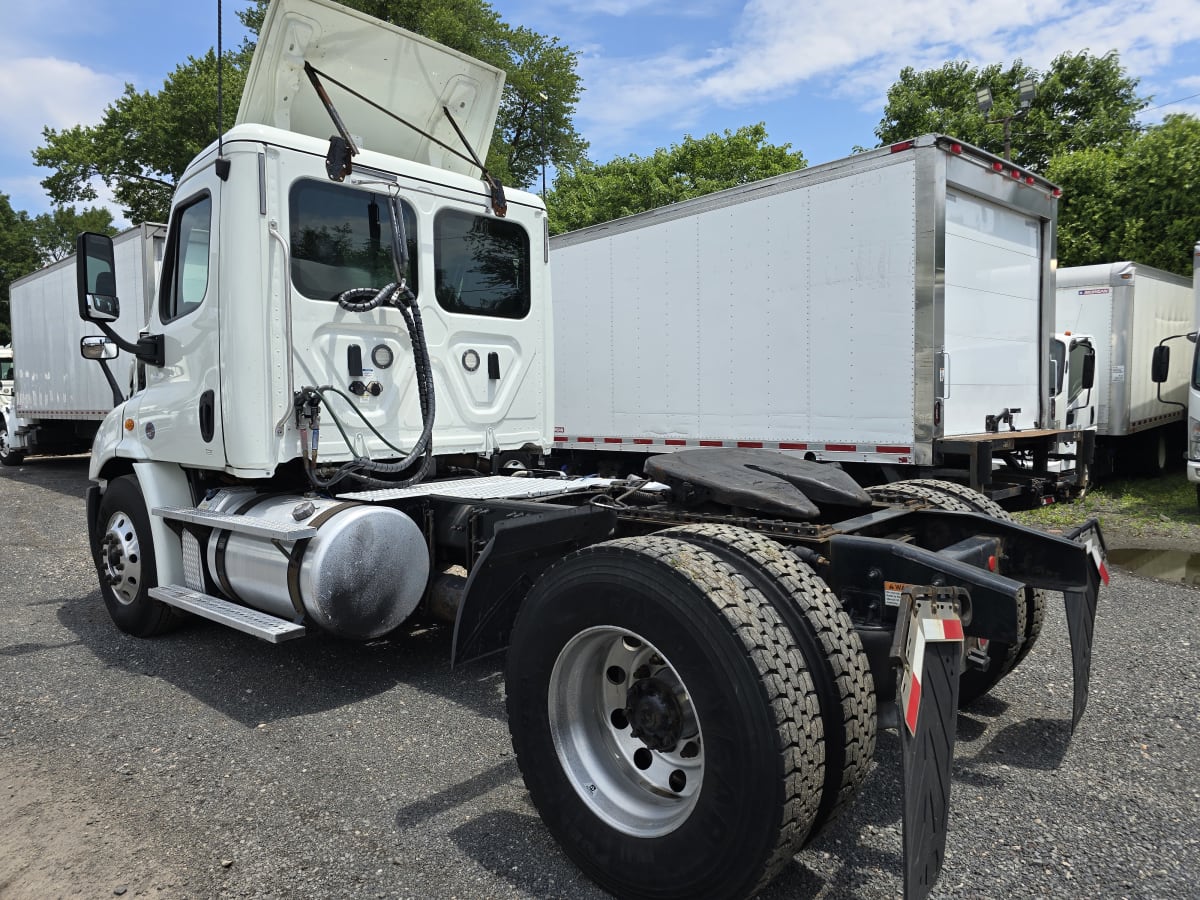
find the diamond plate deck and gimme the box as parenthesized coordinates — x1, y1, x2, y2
(150, 585, 307, 643)
(153, 506, 317, 541)
(337, 475, 638, 503)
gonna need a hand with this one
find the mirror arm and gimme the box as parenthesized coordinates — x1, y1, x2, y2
(94, 321, 165, 368)
(97, 359, 125, 406)
(1155, 334, 1188, 412)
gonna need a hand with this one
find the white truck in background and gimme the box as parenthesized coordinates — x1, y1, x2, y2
(0, 345, 12, 397)
(1152, 241, 1200, 504)
(1055, 262, 1192, 476)
(0, 224, 165, 465)
(549, 135, 1092, 503)
(69, 2, 1109, 898)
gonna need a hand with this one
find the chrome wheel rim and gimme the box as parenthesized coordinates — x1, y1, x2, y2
(548, 626, 704, 837)
(100, 510, 142, 605)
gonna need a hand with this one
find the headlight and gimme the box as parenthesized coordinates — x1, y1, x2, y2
(1190, 417, 1200, 460)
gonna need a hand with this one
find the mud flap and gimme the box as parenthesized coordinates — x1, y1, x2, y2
(1063, 519, 1108, 730)
(892, 589, 965, 900)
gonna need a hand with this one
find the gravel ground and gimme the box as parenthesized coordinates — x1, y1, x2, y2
(1, 456, 1198, 899)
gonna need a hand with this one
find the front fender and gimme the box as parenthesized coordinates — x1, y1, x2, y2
(89, 405, 136, 481)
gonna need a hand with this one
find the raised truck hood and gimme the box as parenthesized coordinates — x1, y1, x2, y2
(236, 0, 506, 176)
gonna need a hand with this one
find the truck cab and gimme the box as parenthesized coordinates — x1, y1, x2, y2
(81, 0, 551, 491)
(0, 346, 12, 399)
(1049, 332, 1097, 431)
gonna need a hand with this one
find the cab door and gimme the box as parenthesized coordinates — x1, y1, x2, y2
(135, 166, 225, 468)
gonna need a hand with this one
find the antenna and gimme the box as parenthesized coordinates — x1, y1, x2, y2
(215, 0, 230, 180)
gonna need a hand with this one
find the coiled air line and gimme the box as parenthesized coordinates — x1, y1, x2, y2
(299, 194, 436, 491)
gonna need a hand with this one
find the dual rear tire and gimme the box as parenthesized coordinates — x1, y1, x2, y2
(506, 529, 874, 899)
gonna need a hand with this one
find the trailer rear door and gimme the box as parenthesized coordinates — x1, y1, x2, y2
(942, 191, 1042, 436)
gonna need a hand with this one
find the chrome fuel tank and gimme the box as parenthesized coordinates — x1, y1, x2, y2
(203, 491, 429, 640)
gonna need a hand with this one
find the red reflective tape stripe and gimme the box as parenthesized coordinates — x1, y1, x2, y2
(737, 441, 763, 448)
(779, 442, 808, 450)
(553, 436, 568, 442)
(633, 438, 653, 445)
(699, 440, 723, 447)
(942, 618, 964, 641)
(577, 437, 595, 443)
(603, 437, 622, 444)
(905, 673, 921, 734)
(876, 445, 911, 454)
(1099, 562, 1110, 585)
(825, 443, 856, 452)
(665, 439, 686, 446)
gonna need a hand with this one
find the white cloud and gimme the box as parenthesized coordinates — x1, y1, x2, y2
(0, 56, 123, 146)
(573, 0, 1200, 155)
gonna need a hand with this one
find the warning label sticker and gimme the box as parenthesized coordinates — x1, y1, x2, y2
(884, 581, 909, 607)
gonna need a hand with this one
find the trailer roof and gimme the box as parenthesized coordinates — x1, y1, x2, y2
(1056, 261, 1192, 290)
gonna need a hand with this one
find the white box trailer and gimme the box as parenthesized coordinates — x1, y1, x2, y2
(0, 223, 165, 464)
(1055, 261, 1192, 474)
(549, 135, 1089, 501)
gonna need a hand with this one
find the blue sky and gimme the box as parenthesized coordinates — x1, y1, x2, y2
(3, 0, 1199, 223)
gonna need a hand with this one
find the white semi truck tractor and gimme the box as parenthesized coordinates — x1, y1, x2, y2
(74, 2, 1108, 898)
(1151, 241, 1200, 504)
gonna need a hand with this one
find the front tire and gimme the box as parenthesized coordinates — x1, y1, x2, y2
(93, 475, 180, 637)
(0, 415, 25, 466)
(506, 536, 824, 900)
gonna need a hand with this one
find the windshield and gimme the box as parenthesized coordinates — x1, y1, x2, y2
(1193, 340, 1200, 390)
(0, 358, 12, 382)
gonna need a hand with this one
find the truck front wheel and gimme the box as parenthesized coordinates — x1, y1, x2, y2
(0, 415, 25, 466)
(506, 535, 823, 900)
(93, 475, 180, 637)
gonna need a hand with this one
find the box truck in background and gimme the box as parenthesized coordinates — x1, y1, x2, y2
(549, 135, 1091, 503)
(1055, 261, 1192, 475)
(0, 223, 165, 465)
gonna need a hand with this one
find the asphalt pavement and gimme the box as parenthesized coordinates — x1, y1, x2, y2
(1, 457, 1197, 899)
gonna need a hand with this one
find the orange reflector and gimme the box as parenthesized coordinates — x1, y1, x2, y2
(987, 555, 997, 572)
(124, 418, 135, 432)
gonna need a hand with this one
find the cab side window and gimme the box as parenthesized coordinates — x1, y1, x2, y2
(161, 194, 212, 322)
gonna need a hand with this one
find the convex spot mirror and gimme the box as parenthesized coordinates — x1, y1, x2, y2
(80, 335, 118, 360)
(1151, 345, 1170, 383)
(76, 231, 120, 322)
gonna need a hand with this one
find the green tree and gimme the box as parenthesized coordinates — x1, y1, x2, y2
(546, 124, 807, 234)
(35, 48, 246, 223)
(0, 197, 41, 345)
(875, 51, 1146, 171)
(0, 200, 117, 344)
(1049, 114, 1200, 275)
(32, 206, 117, 263)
